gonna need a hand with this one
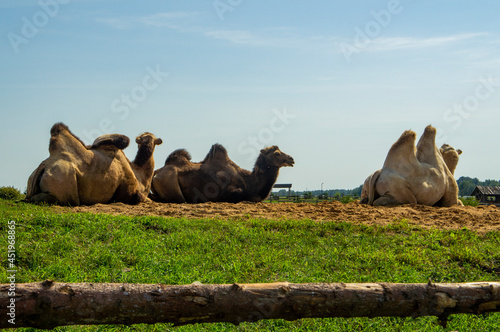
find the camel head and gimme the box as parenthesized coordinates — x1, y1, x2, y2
(132, 132, 162, 167)
(440, 144, 462, 175)
(136, 132, 162, 147)
(259, 146, 295, 168)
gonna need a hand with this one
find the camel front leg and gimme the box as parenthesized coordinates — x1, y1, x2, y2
(28, 192, 59, 204)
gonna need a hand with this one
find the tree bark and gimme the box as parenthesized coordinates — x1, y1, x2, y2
(1, 280, 499, 329)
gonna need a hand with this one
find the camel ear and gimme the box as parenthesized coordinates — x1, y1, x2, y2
(136, 137, 141, 144)
(155, 138, 163, 145)
(457, 149, 462, 155)
(260, 149, 265, 154)
(439, 147, 444, 154)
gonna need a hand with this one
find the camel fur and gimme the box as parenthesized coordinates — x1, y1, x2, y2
(150, 144, 294, 203)
(130, 132, 163, 197)
(26, 123, 149, 205)
(360, 125, 462, 207)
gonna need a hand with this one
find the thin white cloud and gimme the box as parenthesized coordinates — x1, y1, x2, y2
(96, 11, 200, 31)
(136, 12, 199, 30)
(204, 30, 276, 47)
(204, 28, 338, 51)
(96, 12, 491, 59)
(364, 32, 489, 52)
(461, 75, 500, 86)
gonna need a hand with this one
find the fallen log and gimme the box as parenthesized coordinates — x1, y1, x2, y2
(1, 280, 499, 329)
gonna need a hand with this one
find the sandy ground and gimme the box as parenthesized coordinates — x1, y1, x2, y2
(52, 201, 500, 233)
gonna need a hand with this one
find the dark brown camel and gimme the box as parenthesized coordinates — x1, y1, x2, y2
(150, 144, 294, 203)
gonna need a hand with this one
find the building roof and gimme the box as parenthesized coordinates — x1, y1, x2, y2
(273, 183, 292, 189)
(471, 186, 500, 196)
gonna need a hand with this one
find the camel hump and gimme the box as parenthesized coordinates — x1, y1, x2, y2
(48, 122, 88, 153)
(164, 149, 192, 165)
(423, 124, 437, 136)
(383, 130, 417, 166)
(50, 122, 70, 136)
(91, 134, 130, 150)
(390, 130, 417, 151)
(203, 144, 229, 163)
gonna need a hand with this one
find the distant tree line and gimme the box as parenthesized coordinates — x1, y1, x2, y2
(275, 185, 363, 199)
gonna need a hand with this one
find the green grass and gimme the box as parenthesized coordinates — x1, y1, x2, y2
(459, 196, 480, 206)
(1, 199, 499, 331)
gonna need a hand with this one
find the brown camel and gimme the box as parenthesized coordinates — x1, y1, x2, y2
(150, 144, 294, 203)
(130, 132, 163, 197)
(359, 125, 462, 207)
(26, 123, 146, 205)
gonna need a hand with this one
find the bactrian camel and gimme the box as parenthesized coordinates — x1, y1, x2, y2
(129, 132, 163, 197)
(26, 123, 161, 206)
(150, 144, 294, 203)
(360, 125, 462, 207)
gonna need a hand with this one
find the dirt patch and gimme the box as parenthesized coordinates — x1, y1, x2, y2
(52, 201, 500, 233)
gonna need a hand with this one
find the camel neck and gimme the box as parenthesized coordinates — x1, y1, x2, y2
(133, 144, 154, 167)
(252, 159, 280, 200)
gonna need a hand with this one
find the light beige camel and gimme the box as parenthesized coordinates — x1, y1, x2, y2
(439, 144, 462, 175)
(360, 142, 463, 203)
(360, 125, 461, 206)
(150, 144, 294, 203)
(26, 123, 147, 205)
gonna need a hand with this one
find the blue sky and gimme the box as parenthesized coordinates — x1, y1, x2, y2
(1, 0, 500, 193)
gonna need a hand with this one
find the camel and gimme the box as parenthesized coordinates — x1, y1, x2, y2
(130, 132, 163, 197)
(26, 123, 152, 205)
(360, 142, 463, 203)
(150, 144, 294, 203)
(439, 144, 462, 175)
(92, 132, 162, 197)
(359, 125, 462, 207)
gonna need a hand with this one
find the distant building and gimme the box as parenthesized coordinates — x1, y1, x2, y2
(470, 186, 500, 206)
(273, 183, 292, 197)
